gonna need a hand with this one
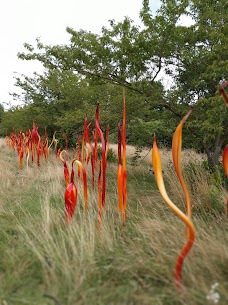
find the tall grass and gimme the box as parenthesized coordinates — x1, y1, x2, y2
(0, 139, 227, 305)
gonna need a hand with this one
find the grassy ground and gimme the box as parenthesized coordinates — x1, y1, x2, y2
(0, 139, 228, 305)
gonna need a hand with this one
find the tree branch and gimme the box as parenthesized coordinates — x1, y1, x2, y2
(74, 67, 145, 95)
(151, 56, 162, 82)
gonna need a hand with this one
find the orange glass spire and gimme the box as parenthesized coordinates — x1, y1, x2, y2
(152, 108, 195, 288)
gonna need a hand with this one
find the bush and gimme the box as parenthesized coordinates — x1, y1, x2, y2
(98, 147, 117, 163)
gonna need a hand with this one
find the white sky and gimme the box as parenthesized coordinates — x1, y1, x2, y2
(0, 0, 164, 109)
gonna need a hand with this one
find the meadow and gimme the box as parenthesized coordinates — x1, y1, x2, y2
(0, 138, 228, 305)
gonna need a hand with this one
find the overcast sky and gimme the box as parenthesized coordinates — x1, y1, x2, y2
(0, 0, 163, 109)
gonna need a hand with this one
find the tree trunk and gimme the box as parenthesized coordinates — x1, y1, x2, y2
(204, 132, 224, 169)
(205, 146, 221, 168)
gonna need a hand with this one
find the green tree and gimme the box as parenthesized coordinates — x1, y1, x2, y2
(14, 14, 178, 145)
(0, 104, 4, 136)
(140, 0, 228, 166)
(0, 105, 31, 135)
(18, 18, 166, 96)
(0, 104, 4, 122)
(10, 66, 169, 146)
